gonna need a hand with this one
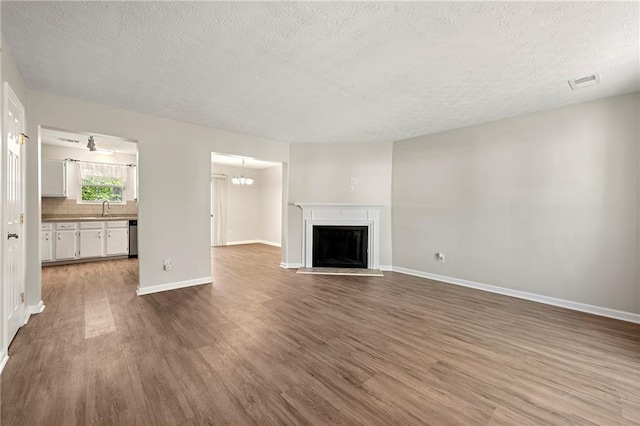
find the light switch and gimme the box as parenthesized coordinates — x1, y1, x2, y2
(350, 177, 358, 185)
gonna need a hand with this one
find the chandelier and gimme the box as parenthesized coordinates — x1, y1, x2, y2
(231, 159, 254, 185)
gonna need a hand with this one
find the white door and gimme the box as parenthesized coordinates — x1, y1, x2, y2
(4, 83, 26, 344)
(80, 230, 104, 258)
(211, 176, 227, 247)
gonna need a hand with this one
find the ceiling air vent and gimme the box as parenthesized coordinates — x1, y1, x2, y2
(58, 137, 80, 144)
(568, 73, 601, 90)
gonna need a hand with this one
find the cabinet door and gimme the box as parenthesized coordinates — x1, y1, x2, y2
(41, 231, 53, 262)
(80, 230, 104, 258)
(106, 228, 129, 256)
(55, 230, 77, 260)
(42, 160, 67, 197)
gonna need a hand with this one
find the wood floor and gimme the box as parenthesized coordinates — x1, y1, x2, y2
(2, 244, 639, 425)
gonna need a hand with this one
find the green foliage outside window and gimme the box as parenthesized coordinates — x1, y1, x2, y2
(81, 177, 123, 202)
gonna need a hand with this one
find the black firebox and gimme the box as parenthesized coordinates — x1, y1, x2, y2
(312, 226, 368, 268)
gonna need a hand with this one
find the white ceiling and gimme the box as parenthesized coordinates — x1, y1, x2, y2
(3, 2, 638, 144)
(211, 153, 280, 170)
(41, 128, 138, 154)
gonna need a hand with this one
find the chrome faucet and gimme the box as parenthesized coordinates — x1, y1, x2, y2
(102, 200, 111, 217)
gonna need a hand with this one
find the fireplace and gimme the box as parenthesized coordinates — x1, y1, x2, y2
(312, 226, 368, 268)
(295, 203, 383, 269)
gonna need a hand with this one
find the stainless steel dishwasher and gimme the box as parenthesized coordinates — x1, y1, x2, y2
(128, 220, 138, 258)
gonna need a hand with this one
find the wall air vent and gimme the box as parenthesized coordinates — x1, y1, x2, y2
(568, 73, 601, 90)
(58, 137, 81, 144)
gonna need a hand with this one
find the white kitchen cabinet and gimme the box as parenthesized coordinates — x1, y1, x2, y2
(41, 231, 53, 262)
(55, 230, 78, 260)
(42, 220, 131, 264)
(80, 222, 105, 258)
(80, 229, 104, 258)
(106, 224, 129, 256)
(42, 160, 68, 197)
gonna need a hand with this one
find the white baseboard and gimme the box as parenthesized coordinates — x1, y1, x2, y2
(259, 240, 281, 248)
(29, 300, 46, 315)
(22, 300, 46, 326)
(379, 265, 393, 272)
(226, 240, 281, 247)
(0, 350, 8, 375)
(137, 276, 212, 296)
(226, 240, 261, 246)
(392, 266, 640, 324)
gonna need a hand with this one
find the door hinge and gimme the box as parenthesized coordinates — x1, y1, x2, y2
(20, 213, 25, 224)
(20, 292, 24, 303)
(19, 133, 29, 145)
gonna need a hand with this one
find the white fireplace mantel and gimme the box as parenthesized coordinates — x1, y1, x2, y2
(295, 203, 384, 269)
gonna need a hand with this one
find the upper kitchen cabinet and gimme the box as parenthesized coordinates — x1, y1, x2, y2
(42, 159, 68, 197)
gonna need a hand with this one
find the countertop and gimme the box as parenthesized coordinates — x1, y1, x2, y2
(42, 215, 137, 223)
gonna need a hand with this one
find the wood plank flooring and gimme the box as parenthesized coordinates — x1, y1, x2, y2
(1, 243, 639, 425)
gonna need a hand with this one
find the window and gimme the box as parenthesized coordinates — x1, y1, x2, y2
(79, 162, 127, 203)
(81, 176, 124, 202)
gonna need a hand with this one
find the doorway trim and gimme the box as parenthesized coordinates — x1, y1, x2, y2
(211, 173, 228, 247)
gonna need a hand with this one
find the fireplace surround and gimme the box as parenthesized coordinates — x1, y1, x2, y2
(295, 203, 383, 269)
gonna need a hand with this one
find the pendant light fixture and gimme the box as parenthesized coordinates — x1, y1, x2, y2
(87, 135, 97, 151)
(231, 159, 254, 185)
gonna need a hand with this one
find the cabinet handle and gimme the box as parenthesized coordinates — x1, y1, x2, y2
(98, 233, 101, 239)
(46, 234, 49, 241)
(58, 233, 61, 240)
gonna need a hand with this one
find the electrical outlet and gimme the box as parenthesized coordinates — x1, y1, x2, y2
(436, 253, 445, 263)
(348, 185, 354, 193)
(163, 259, 172, 271)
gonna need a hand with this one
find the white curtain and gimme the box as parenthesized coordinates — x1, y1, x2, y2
(212, 176, 228, 247)
(79, 162, 128, 183)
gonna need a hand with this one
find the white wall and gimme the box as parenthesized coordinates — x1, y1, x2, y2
(41, 144, 137, 201)
(286, 141, 393, 267)
(392, 92, 640, 314)
(26, 90, 289, 297)
(259, 165, 282, 245)
(211, 163, 282, 245)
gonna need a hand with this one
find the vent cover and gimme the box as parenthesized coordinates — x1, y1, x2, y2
(568, 73, 601, 90)
(58, 137, 80, 144)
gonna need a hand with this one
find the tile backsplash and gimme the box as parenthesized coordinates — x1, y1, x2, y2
(42, 198, 138, 217)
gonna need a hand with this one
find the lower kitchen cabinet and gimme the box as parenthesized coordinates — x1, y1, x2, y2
(106, 228, 129, 256)
(55, 229, 78, 260)
(43, 220, 130, 264)
(41, 231, 53, 262)
(80, 229, 104, 258)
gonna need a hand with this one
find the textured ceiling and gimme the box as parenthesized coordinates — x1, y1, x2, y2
(2, 2, 638, 144)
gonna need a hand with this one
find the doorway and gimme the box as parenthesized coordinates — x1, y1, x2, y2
(210, 153, 283, 250)
(38, 126, 140, 293)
